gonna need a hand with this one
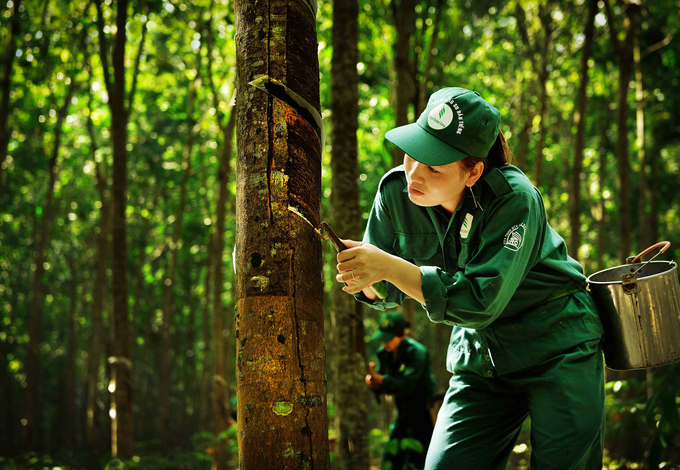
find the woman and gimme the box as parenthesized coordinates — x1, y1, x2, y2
(335, 87, 605, 469)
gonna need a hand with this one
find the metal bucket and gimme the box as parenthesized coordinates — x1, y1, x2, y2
(587, 258, 680, 370)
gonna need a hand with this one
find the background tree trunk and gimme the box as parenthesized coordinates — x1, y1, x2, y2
(85, 86, 109, 467)
(331, 0, 370, 467)
(0, 0, 21, 199)
(568, 0, 597, 260)
(159, 60, 199, 449)
(234, 0, 330, 468)
(25, 80, 76, 452)
(604, 0, 637, 263)
(634, 35, 649, 250)
(210, 107, 236, 470)
(531, 6, 553, 188)
(97, 0, 134, 456)
(390, 0, 416, 167)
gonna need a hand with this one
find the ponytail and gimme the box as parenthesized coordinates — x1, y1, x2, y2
(458, 129, 514, 176)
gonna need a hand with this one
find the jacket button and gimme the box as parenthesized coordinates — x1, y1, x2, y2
(485, 370, 493, 377)
(485, 355, 491, 362)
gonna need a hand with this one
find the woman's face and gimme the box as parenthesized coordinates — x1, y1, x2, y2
(403, 154, 482, 214)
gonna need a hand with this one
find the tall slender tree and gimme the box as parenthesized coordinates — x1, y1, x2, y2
(234, 0, 330, 468)
(330, 0, 370, 467)
(25, 78, 77, 452)
(95, 0, 139, 456)
(390, 0, 417, 166)
(603, 0, 638, 263)
(0, 0, 21, 200)
(568, 0, 598, 260)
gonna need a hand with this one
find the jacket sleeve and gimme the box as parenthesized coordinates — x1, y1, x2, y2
(378, 347, 430, 397)
(421, 189, 545, 329)
(352, 183, 408, 310)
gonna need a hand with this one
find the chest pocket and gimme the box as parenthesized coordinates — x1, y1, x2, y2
(393, 232, 439, 267)
(458, 240, 479, 269)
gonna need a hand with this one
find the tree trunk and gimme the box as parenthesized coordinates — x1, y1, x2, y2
(0, 0, 21, 199)
(159, 62, 198, 449)
(211, 107, 237, 470)
(568, 0, 597, 260)
(64, 257, 78, 450)
(649, 144, 659, 245)
(183, 256, 197, 435)
(604, 0, 637, 264)
(131, 231, 146, 441)
(597, 104, 610, 271)
(330, 0, 370, 467)
(515, 88, 533, 171)
(198, 237, 213, 433)
(85, 91, 109, 468)
(531, 7, 553, 188)
(416, 0, 446, 115)
(234, 0, 330, 468)
(25, 80, 76, 452)
(100, 0, 135, 456)
(390, 0, 417, 166)
(634, 36, 649, 251)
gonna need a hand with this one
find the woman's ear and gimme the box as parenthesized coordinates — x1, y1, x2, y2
(466, 161, 485, 187)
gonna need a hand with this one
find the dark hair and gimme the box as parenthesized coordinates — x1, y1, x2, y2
(458, 129, 514, 176)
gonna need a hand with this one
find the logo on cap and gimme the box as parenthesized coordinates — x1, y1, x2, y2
(428, 104, 454, 130)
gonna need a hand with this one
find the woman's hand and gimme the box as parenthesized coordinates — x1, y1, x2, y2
(334, 239, 426, 305)
(335, 240, 390, 297)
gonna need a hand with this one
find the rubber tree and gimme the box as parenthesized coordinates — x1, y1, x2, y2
(234, 0, 330, 468)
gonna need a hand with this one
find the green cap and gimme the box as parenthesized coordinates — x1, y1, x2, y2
(385, 87, 500, 166)
(371, 311, 406, 343)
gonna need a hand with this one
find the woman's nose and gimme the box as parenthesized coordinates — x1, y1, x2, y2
(408, 161, 426, 183)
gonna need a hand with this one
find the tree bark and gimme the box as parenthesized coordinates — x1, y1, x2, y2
(234, 0, 330, 468)
(568, 0, 597, 260)
(0, 0, 21, 199)
(330, 0, 370, 467)
(25, 79, 77, 452)
(390, 0, 417, 166)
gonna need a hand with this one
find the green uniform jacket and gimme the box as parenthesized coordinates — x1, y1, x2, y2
(377, 337, 437, 414)
(356, 165, 604, 377)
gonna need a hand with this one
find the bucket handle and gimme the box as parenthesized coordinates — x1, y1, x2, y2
(630, 241, 671, 264)
(624, 241, 671, 281)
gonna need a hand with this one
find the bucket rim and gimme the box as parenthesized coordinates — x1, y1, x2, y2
(587, 260, 677, 285)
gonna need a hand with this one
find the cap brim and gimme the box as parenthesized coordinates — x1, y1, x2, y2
(371, 330, 396, 343)
(385, 123, 468, 166)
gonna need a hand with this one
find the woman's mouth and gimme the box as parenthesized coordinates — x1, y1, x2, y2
(408, 184, 424, 196)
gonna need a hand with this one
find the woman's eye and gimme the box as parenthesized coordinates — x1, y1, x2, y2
(428, 166, 439, 173)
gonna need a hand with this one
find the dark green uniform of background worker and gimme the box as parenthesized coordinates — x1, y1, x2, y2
(366, 311, 436, 470)
(335, 87, 605, 469)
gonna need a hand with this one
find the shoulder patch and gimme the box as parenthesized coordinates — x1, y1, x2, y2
(503, 223, 526, 251)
